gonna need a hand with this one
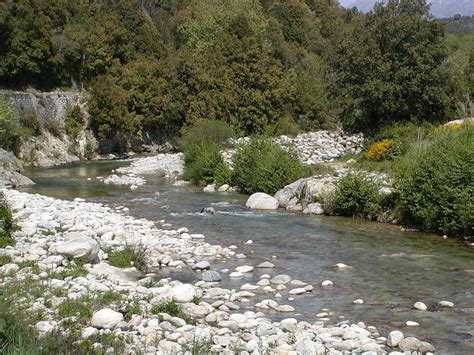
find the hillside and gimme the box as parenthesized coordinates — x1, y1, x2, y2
(339, 0, 474, 18)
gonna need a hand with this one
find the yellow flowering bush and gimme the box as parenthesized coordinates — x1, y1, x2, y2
(365, 139, 395, 161)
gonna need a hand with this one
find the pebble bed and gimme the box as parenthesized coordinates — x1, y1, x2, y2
(0, 188, 439, 354)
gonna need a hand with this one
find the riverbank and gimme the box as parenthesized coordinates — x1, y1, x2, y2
(1, 188, 439, 354)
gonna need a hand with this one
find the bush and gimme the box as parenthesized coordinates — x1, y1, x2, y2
(180, 120, 235, 152)
(231, 136, 308, 195)
(395, 126, 474, 237)
(0, 197, 17, 248)
(184, 143, 230, 185)
(365, 139, 394, 161)
(325, 173, 382, 220)
(64, 105, 84, 141)
(182, 120, 234, 185)
(45, 118, 63, 137)
(0, 100, 22, 151)
(108, 245, 147, 271)
(0, 254, 13, 267)
(151, 300, 194, 324)
(83, 139, 95, 160)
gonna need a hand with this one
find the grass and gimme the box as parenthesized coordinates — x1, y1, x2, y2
(123, 299, 142, 321)
(107, 245, 147, 271)
(150, 300, 195, 325)
(17, 260, 41, 273)
(57, 298, 93, 320)
(98, 291, 122, 305)
(0, 254, 13, 267)
(49, 258, 88, 280)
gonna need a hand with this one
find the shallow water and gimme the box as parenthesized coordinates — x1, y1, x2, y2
(22, 161, 474, 353)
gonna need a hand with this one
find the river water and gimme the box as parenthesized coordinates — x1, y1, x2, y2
(21, 161, 474, 354)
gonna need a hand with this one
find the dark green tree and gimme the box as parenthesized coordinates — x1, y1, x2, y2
(331, 0, 453, 132)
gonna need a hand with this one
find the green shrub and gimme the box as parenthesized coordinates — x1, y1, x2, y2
(180, 120, 235, 152)
(123, 299, 142, 321)
(325, 173, 382, 220)
(394, 126, 474, 237)
(231, 136, 308, 195)
(108, 245, 147, 271)
(184, 143, 230, 185)
(64, 105, 84, 141)
(50, 258, 88, 280)
(57, 299, 93, 320)
(182, 120, 234, 185)
(0, 197, 17, 248)
(371, 122, 434, 158)
(151, 300, 194, 324)
(83, 139, 95, 159)
(0, 254, 12, 267)
(45, 118, 63, 137)
(0, 100, 22, 151)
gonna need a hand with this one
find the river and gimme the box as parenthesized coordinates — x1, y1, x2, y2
(21, 160, 474, 354)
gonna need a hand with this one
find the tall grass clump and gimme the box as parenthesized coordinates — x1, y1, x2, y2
(0, 194, 17, 248)
(394, 125, 473, 237)
(231, 136, 308, 195)
(181, 120, 234, 185)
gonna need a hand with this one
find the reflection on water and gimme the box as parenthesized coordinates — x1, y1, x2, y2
(22, 161, 474, 353)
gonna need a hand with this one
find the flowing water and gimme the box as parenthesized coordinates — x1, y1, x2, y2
(21, 161, 474, 354)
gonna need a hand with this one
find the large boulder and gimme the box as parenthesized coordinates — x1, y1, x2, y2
(172, 284, 197, 303)
(91, 308, 123, 329)
(0, 148, 32, 188)
(274, 178, 308, 208)
(54, 233, 100, 261)
(246, 193, 279, 210)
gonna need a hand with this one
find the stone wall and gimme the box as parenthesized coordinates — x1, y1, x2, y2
(0, 90, 83, 123)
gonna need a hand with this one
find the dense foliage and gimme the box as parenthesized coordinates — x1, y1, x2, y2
(182, 120, 233, 185)
(324, 173, 382, 220)
(231, 136, 308, 195)
(0, 100, 21, 151)
(0, 0, 468, 151)
(0, 194, 16, 248)
(394, 125, 474, 237)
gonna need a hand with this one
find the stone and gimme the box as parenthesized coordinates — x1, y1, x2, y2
(203, 184, 216, 192)
(200, 207, 216, 215)
(35, 321, 54, 333)
(398, 337, 422, 352)
(414, 301, 427, 311)
(218, 184, 230, 192)
(438, 300, 454, 308)
(235, 265, 253, 273)
(276, 305, 295, 312)
(321, 280, 334, 287)
(193, 261, 211, 270)
(405, 321, 420, 327)
(289, 288, 306, 295)
(295, 339, 325, 354)
(353, 299, 364, 305)
(334, 263, 350, 269)
(55, 235, 99, 261)
(257, 261, 275, 268)
(172, 284, 197, 303)
(246, 193, 279, 210)
(387, 331, 404, 347)
(303, 203, 324, 215)
(91, 308, 123, 329)
(201, 271, 222, 282)
(82, 327, 99, 338)
(270, 274, 291, 285)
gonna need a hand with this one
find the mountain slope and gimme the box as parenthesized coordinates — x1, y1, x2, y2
(338, 0, 474, 18)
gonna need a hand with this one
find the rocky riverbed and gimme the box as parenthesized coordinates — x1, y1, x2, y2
(1, 188, 437, 354)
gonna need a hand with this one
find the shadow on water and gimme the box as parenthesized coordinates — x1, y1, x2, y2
(21, 161, 474, 353)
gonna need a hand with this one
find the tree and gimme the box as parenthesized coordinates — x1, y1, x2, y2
(331, 0, 453, 132)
